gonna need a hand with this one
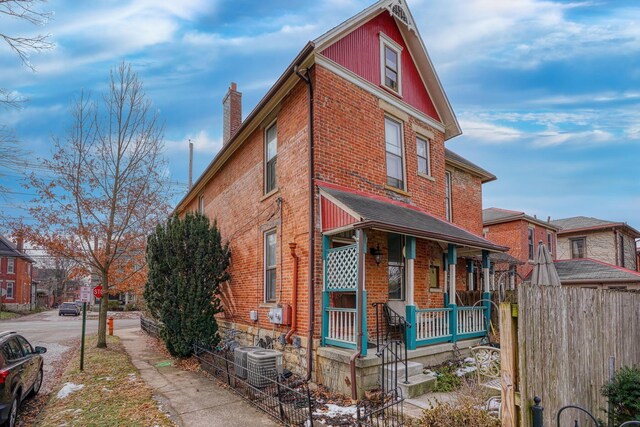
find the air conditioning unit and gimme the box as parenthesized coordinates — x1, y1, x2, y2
(233, 346, 261, 379)
(247, 349, 283, 388)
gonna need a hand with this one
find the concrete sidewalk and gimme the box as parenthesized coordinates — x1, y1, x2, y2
(119, 327, 277, 427)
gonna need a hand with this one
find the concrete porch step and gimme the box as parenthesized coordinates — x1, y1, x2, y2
(382, 360, 424, 379)
(397, 372, 438, 399)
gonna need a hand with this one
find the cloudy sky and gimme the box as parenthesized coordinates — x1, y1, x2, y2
(1, 0, 639, 227)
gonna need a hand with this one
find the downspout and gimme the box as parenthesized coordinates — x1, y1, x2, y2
(294, 65, 315, 381)
(285, 243, 298, 343)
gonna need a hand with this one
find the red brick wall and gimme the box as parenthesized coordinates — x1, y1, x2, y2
(0, 257, 32, 305)
(448, 167, 483, 235)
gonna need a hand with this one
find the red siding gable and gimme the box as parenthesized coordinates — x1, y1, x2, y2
(321, 195, 357, 232)
(321, 11, 441, 122)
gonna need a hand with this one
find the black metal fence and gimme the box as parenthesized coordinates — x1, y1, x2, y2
(356, 388, 405, 427)
(140, 316, 161, 338)
(531, 396, 640, 427)
(193, 344, 314, 426)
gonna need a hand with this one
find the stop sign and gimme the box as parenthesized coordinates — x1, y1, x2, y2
(93, 285, 103, 299)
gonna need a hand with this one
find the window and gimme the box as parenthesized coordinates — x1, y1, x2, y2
(16, 336, 32, 355)
(571, 238, 586, 259)
(388, 233, 405, 300)
(528, 228, 535, 261)
(445, 171, 452, 221)
(380, 34, 402, 93)
(416, 136, 431, 176)
(619, 236, 625, 268)
(429, 263, 440, 290)
(385, 117, 404, 189)
(7, 258, 14, 274)
(2, 339, 23, 361)
(5, 281, 13, 299)
(547, 232, 553, 255)
(264, 230, 277, 302)
(265, 122, 277, 194)
(198, 194, 204, 215)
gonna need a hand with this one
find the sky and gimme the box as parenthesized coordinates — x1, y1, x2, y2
(1, 0, 639, 229)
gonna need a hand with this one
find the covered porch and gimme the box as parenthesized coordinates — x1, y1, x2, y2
(318, 184, 507, 357)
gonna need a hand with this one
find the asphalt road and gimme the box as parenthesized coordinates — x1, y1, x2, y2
(0, 309, 140, 393)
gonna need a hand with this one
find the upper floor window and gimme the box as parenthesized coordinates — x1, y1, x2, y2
(571, 237, 586, 259)
(7, 258, 14, 274)
(385, 117, 404, 190)
(265, 122, 277, 194)
(547, 232, 553, 255)
(388, 233, 405, 300)
(528, 227, 535, 261)
(380, 33, 402, 94)
(445, 171, 452, 221)
(198, 194, 205, 215)
(264, 229, 277, 303)
(416, 136, 431, 177)
(619, 235, 625, 268)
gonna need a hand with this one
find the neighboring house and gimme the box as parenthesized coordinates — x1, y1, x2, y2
(482, 208, 559, 283)
(552, 259, 640, 289)
(550, 216, 640, 271)
(0, 235, 35, 311)
(173, 0, 506, 396)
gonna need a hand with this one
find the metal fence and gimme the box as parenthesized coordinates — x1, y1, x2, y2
(356, 388, 404, 427)
(193, 344, 314, 426)
(531, 396, 640, 427)
(140, 316, 161, 338)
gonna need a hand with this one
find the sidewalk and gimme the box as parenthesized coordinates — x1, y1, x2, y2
(119, 327, 277, 427)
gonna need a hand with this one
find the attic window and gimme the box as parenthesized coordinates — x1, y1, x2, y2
(379, 33, 402, 95)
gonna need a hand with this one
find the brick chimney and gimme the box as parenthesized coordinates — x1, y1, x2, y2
(16, 236, 24, 253)
(222, 82, 242, 145)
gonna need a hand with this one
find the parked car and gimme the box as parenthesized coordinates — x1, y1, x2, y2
(0, 332, 46, 427)
(58, 302, 80, 317)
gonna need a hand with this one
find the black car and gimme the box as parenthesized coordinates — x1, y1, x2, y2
(0, 332, 46, 427)
(58, 302, 80, 316)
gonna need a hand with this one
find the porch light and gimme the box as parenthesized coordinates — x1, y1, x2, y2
(369, 244, 383, 265)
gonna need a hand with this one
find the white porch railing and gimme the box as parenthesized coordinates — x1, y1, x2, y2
(457, 306, 486, 335)
(326, 307, 357, 344)
(415, 308, 452, 341)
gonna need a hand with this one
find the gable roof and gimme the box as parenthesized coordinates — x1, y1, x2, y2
(553, 258, 640, 284)
(319, 182, 507, 252)
(313, 0, 461, 140)
(0, 235, 34, 263)
(445, 149, 496, 183)
(550, 216, 640, 237)
(483, 208, 559, 231)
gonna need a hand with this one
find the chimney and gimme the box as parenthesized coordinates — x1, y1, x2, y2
(222, 82, 242, 145)
(16, 236, 24, 253)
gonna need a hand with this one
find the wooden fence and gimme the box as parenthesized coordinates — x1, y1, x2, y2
(514, 286, 640, 427)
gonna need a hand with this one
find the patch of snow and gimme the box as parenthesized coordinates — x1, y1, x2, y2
(314, 403, 358, 419)
(57, 383, 85, 399)
(98, 377, 113, 381)
(128, 373, 137, 382)
(455, 365, 477, 376)
(102, 387, 112, 393)
(464, 357, 475, 364)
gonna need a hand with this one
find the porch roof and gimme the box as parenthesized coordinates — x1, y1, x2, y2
(319, 184, 508, 252)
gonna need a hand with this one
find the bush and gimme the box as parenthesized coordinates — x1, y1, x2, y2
(602, 366, 640, 424)
(107, 300, 122, 311)
(124, 303, 138, 311)
(419, 381, 499, 427)
(432, 364, 462, 392)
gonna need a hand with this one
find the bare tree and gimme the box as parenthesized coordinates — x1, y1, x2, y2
(19, 62, 171, 348)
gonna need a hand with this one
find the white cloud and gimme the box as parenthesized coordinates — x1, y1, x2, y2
(459, 118, 523, 143)
(532, 129, 613, 147)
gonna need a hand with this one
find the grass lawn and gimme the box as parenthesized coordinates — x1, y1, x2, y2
(37, 335, 174, 427)
(0, 311, 20, 320)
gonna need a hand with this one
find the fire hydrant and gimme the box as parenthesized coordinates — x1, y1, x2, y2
(108, 317, 114, 336)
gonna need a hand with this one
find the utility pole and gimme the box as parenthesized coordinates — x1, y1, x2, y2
(188, 139, 193, 190)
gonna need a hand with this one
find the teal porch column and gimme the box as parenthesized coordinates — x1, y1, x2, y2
(361, 290, 368, 356)
(405, 236, 416, 350)
(482, 250, 492, 334)
(321, 235, 331, 347)
(447, 244, 458, 343)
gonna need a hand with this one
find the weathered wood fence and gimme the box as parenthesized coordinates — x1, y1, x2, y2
(512, 286, 640, 427)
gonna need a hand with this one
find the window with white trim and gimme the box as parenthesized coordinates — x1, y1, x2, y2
(547, 232, 553, 255)
(445, 171, 452, 221)
(528, 227, 535, 261)
(7, 258, 14, 274)
(264, 230, 277, 303)
(198, 194, 205, 215)
(388, 233, 405, 300)
(380, 34, 402, 94)
(571, 237, 586, 259)
(416, 136, 431, 176)
(5, 281, 14, 299)
(385, 117, 404, 190)
(265, 122, 277, 194)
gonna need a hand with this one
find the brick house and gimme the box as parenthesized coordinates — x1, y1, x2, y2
(0, 235, 34, 311)
(173, 0, 506, 397)
(482, 208, 559, 284)
(550, 216, 640, 271)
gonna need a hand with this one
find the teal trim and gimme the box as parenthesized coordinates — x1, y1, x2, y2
(447, 244, 457, 265)
(405, 236, 416, 259)
(467, 259, 474, 273)
(360, 290, 368, 356)
(444, 292, 449, 305)
(321, 292, 330, 346)
(415, 307, 453, 314)
(416, 335, 453, 347)
(482, 291, 492, 333)
(405, 305, 416, 350)
(482, 250, 490, 269)
(324, 338, 357, 350)
(457, 331, 487, 340)
(449, 303, 458, 343)
(322, 235, 331, 261)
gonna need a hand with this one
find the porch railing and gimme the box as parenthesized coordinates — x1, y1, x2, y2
(326, 307, 357, 345)
(457, 306, 486, 336)
(415, 308, 452, 343)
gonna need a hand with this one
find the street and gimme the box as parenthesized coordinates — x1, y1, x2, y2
(0, 310, 140, 393)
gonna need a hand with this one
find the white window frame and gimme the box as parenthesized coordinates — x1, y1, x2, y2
(388, 234, 405, 301)
(445, 171, 452, 221)
(570, 237, 586, 259)
(198, 194, 205, 215)
(264, 120, 278, 195)
(7, 258, 14, 274)
(5, 281, 14, 299)
(384, 116, 406, 191)
(379, 32, 403, 95)
(528, 227, 535, 261)
(416, 135, 431, 177)
(547, 232, 553, 255)
(264, 229, 277, 303)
